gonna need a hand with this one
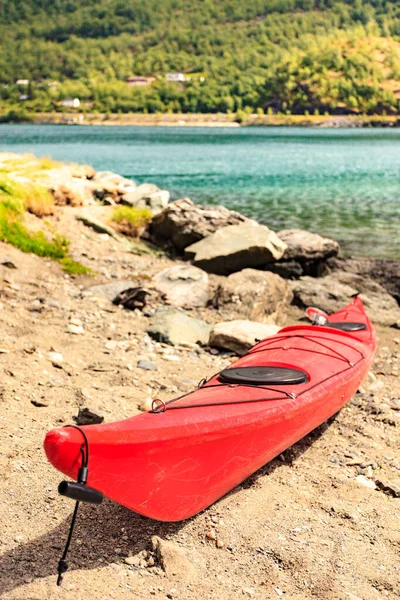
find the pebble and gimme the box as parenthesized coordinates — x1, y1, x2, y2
(124, 556, 141, 567)
(139, 397, 154, 412)
(206, 529, 217, 540)
(216, 539, 224, 548)
(138, 359, 158, 371)
(105, 340, 118, 351)
(355, 475, 376, 490)
(0, 348, 10, 354)
(48, 351, 64, 368)
(70, 317, 83, 326)
(67, 324, 85, 335)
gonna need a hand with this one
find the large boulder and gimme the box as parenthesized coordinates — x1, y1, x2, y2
(153, 265, 209, 308)
(147, 307, 211, 346)
(122, 184, 170, 214)
(209, 320, 280, 356)
(290, 272, 400, 326)
(149, 197, 249, 251)
(213, 268, 292, 325)
(184, 221, 287, 275)
(269, 229, 340, 278)
(328, 256, 400, 304)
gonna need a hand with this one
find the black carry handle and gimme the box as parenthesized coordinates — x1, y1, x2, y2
(58, 481, 103, 504)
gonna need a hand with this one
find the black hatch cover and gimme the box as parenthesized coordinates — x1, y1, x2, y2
(218, 366, 308, 385)
(328, 322, 366, 332)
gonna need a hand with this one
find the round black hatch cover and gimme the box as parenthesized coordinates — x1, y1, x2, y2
(328, 322, 366, 332)
(218, 366, 308, 385)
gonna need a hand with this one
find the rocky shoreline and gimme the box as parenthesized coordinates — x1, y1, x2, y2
(1, 152, 399, 599)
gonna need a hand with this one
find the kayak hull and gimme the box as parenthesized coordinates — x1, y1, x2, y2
(44, 296, 376, 521)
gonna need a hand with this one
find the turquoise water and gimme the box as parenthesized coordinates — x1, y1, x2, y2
(0, 124, 399, 259)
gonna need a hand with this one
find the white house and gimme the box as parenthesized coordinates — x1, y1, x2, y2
(166, 73, 185, 82)
(61, 98, 81, 108)
(16, 79, 29, 86)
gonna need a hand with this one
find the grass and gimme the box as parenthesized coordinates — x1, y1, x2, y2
(0, 174, 55, 216)
(111, 205, 152, 238)
(0, 176, 91, 275)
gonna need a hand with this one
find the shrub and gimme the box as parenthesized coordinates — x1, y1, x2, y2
(111, 205, 152, 238)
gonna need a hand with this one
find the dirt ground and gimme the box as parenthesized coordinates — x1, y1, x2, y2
(0, 208, 399, 600)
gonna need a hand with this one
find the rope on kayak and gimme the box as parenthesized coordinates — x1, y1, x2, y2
(151, 355, 365, 411)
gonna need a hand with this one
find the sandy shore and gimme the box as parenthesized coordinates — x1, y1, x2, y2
(16, 112, 400, 128)
(0, 202, 399, 600)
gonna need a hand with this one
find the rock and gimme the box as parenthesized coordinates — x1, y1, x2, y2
(89, 280, 135, 302)
(328, 256, 400, 303)
(48, 351, 64, 368)
(374, 478, 400, 498)
(151, 536, 200, 582)
(137, 359, 158, 371)
(147, 307, 211, 346)
(122, 186, 170, 214)
(138, 397, 154, 412)
(272, 229, 339, 278)
(290, 272, 400, 326)
(209, 320, 280, 356)
(124, 556, 141, 567)
(355, 475, 376, 490)
(67, 324, 85, 335)
(213, 269, 292, 325)
(113, 287, 150, 310)
(216, 539, 225, 549)
(185, 221, 287, 275)
(0, 259, 17, 269)
(92, 171, 136, 193)
(73, 407, 104, 426)
(121, 183, 160, 206)
(145, 190, 170, 213)
(77, 212, 157, 255)
(149, 197, 249, 251)
(153, 265, 209, 308)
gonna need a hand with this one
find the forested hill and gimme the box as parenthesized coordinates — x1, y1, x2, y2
(2, 0, 400, 114)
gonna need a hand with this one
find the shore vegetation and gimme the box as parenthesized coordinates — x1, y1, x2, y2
(0, 174, 91, 275)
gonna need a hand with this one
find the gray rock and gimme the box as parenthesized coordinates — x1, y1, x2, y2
(214, 268, 292, 325)
(149, 197, 249, 251)
(153, 265, 209, 308)
(137, 359, 158, 371)
(147, 307, 211, 346)
(121, 183, 160, 206)
(328, 256, 400, 303)
(290, 272, 400, 325)
(269, 229, 339, 278)
(185, 221, 287, 275)
(122, 185, 170, 214)
(209, 320, 280, 355)
(278, 229, 339, 262)
(89, 280, 134, 302)
(92, 171, 136, 192)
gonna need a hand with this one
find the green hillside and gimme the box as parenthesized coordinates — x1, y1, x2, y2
(1, 1, 400, 114)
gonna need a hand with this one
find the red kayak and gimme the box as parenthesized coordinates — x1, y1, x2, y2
(44, 296, 376, 522)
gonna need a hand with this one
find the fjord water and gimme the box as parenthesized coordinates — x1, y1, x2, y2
(0, 124, 399, 259)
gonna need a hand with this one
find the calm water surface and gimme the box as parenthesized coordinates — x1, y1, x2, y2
(0, 124, 399, 259)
